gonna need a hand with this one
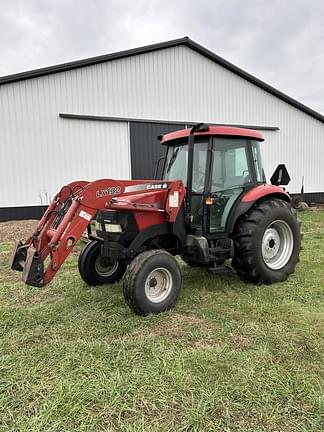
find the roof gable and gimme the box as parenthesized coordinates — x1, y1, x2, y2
(1, 37, 323, 124)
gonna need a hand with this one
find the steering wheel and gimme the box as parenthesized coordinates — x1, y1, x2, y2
(213, 192, 228, 208)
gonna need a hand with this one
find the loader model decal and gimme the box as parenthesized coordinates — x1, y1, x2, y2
(96, 187, 122, 198)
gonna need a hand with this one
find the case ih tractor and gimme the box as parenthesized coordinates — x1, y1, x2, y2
(10, 124, 301, 315)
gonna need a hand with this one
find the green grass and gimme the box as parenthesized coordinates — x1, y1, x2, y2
(0, 211, 323, 431)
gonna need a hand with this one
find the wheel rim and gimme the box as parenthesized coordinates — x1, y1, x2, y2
(144, 267, 173, 303)
(261, 220, 294, 270)
(94, 255, 119, 277)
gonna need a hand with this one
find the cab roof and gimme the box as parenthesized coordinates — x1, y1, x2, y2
(160, 126, 264, 144)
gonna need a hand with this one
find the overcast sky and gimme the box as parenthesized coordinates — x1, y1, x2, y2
(1, 0, 323, 114)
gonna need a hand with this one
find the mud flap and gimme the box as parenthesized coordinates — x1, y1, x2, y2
(9, 240, 28, 272)
(22, 247, 45, 287)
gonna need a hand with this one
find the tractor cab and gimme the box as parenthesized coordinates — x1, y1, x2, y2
(161, 124, 265, 236)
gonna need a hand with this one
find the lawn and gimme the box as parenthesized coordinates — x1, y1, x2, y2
(0, 211, 323, 432)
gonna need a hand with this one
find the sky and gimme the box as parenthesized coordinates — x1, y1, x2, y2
(1, 0, 323, 114)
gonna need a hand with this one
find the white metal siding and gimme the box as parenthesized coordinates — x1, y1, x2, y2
(1, 44, 324, 205)
(0, 106, 130, 207)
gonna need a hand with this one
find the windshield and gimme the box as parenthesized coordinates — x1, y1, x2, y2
(164, 145, 188, 184)
(163, 141, 208, 192)
(163, 138, 263, 191)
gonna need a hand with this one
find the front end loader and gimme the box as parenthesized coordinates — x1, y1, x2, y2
(10, 124, 301, 315)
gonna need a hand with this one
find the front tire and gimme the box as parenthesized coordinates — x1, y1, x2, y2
(123, 250, 182, 316)
(78, 240, 127, 286)
(232, 198, 301, 284)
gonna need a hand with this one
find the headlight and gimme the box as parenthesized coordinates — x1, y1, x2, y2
(105, 223, 123, 233)
(95, 220, 123, 233)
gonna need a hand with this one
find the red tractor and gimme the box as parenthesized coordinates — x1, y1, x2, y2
(10, 124, 301, 315)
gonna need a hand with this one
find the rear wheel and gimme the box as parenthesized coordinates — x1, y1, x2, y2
(232, 198, 301, 284)
(123, 250, 182, 316)
(78, 240, 127, 286)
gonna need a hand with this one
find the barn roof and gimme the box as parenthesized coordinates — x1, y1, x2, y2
(1, 37, 323, 123)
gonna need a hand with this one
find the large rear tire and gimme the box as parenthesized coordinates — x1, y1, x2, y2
(232, 198, 301, 284)
(123, 250, 182, 316)
(78, 240, 127, 286)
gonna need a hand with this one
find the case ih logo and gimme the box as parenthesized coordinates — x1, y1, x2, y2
(146, 183, 168, 190)
(96, 186, 121, 198)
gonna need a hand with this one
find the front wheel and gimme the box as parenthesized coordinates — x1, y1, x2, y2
(78, 240, 127, 286)
(123, 250, 182, 316)
(232, 198, 301, 284)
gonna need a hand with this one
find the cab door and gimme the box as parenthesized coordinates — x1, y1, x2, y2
(208, 138, 253, 233)
(190, 140, 209, 232)
(163, 139, 209, 234)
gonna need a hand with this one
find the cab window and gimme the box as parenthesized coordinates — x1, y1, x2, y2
(211, 139, 251, 191)
(192, 141, 208, 192)
(209, 138, 250, 233)
(164, 145, 188, 185)
(164, 141, 208, 189)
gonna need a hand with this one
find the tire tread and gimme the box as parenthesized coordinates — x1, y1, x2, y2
(123, 250, 181, 315)
(231, 198, 301, 284)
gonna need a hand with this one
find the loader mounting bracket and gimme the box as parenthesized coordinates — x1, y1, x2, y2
(21, 248, 45, 287)
(10, 240, 28, 272)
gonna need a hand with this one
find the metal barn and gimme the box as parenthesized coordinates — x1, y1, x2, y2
(1, 37, 324, 220)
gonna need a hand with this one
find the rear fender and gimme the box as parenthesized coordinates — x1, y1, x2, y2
(226, 185, 290, 234)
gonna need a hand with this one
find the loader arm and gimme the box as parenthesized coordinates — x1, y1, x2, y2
(10, 179, 185, 287)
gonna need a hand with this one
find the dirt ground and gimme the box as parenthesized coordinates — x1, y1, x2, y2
(0, 220, 38, 242)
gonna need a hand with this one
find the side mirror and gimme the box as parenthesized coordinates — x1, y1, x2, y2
(270, 164, 291, 186)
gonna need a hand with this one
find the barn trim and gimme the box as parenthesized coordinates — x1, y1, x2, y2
(58, 113, 279, 131)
